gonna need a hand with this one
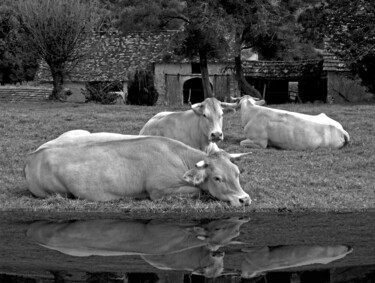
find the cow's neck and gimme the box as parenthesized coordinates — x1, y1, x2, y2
(180, 146, 207, 170)
(241, 104, 262, 127)
(186, 110, 209, 151)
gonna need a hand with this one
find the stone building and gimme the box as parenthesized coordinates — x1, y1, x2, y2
(35, 30, 329, 105)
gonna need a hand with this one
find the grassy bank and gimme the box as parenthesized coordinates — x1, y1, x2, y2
(1, 101, 374, 215)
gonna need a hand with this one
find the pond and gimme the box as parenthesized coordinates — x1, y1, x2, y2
(1, 211, 374, 283)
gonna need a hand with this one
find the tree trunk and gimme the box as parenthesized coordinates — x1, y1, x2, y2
(199, 49, 214, 98)
(234, 30, 262, 99)
(50, 67, 65, 101)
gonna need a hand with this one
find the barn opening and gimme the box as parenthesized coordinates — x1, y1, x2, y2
(246, 78, 327, 104)
(183, 78, 205, 104)
(247, 79, 290, 104)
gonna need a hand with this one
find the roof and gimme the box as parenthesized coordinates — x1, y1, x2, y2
(35, 30, 176, 82)
(322, 39, 350, 72)
(35, 30, 324, 82)
(242, 59, 324, 79)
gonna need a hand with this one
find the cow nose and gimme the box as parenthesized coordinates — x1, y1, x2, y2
(239, 196, 251, 206)
(210, 132, 223, 141)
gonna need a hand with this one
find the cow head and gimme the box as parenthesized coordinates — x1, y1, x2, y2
(183, 145, 252, 207)
(231, 95, 266, 107)
(190, 217, 250, 249)
(190, 98, 237, 143)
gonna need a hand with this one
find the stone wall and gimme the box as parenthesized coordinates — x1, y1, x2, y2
(0, 87, 52, 102)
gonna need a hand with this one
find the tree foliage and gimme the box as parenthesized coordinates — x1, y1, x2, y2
(0, 2, 38, 85)
(298, 0, 375, 92)
(15, 0, 102, 100)
(127, 70, 159, 105)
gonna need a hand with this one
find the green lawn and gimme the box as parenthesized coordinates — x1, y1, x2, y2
(1, 100, 374, 215)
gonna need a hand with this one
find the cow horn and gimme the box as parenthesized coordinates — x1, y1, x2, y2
(230, 96, 241, 102)
(228, 152, 252, 160)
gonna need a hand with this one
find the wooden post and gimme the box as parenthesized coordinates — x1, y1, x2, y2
(262, 83, 267, 100)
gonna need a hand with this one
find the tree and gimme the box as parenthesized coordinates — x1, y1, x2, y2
(15, 0, 101, 100)
(0, 2, 38, 84)
(173, 0, 230, 98)
(220, 0, 321, 98)
(298, 0, 375, 93)
(324, 0, 375, 93)
(114, 0, 229, 99)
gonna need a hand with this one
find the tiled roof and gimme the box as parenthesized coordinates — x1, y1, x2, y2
(35, 30, 176, 82)
(243, 59, 324, 78)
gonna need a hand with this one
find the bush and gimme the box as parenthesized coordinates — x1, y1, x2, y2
(81, 81, 123, 104)
(127, 70, 158, 106)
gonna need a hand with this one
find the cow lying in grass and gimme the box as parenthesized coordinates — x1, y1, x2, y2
(232, 95, 350, 150)
(24, 130, 251, 206)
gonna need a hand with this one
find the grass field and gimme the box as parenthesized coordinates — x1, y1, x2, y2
(1, 100, 374, 215)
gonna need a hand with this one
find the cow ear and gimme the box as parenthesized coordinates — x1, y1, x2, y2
(228, 152, 252, 160)
(221, 102, 240, 113)
(183, 167, 207, 185)
(256, 100, 266, 106)
(191, 102, 204, 115)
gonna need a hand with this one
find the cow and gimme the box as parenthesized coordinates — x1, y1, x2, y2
(240, 244, 353, 278)
(26, 217, 249, 278)
(24, 130, 251, 206)
(139, 97, 238, 152)
(26, 217, 249, 257)
(231, 95, 350, 150)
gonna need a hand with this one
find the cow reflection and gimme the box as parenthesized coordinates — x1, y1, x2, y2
(27, 217, 249, 278)
(241, 244, 353, 278)
(142, 249, 224, 278)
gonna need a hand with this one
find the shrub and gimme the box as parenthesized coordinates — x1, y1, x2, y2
(81, 81, 123, 104)
(127, 70, 158, 106)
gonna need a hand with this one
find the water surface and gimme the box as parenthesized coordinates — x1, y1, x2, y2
(0, 211, 374, 282)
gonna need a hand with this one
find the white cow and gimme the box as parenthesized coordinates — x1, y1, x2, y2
(24, 130, 251, 206)
(232, 95, 350, 150)
(139, 97, 237, 152)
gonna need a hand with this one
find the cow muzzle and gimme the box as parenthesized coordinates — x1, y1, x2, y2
(210, 132, 223, 141)
(231, 195, 252, 207)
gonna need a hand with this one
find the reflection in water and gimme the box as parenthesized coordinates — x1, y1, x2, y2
(26, 217, 352, 280)
(27, 217, 249, 278)
(241, 245, 353, 278)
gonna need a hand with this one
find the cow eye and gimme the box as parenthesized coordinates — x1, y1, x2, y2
(203, 113, 207, 118)
(214, 176, 222, 182)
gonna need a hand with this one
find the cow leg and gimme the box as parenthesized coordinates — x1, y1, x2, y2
(240, 139, 267, 148)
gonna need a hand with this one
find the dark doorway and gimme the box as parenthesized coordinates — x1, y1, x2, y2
(183, 78, 205, 104)
(246, 78, 289, 104)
